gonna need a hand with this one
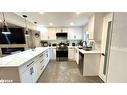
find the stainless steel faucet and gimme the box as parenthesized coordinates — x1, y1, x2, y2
(82, 41, 87, 47)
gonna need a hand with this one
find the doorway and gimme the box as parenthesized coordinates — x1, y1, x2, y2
(99, 14, 113, 82)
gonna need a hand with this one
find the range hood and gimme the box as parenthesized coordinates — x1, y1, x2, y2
(56, 33, 67, 37)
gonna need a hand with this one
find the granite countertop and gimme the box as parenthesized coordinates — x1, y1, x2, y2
(0, 47, 49, 67)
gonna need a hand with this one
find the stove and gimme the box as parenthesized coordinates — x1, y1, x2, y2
(56, 42, 68, 61)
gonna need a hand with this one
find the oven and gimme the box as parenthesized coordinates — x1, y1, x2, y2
(56, 42, 68, 61)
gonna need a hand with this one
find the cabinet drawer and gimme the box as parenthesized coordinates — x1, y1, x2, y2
(36, 53, 44, 60)
(19, 59, 36, 73)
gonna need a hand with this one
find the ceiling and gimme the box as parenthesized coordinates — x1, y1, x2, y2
(15, 12, 93, 27)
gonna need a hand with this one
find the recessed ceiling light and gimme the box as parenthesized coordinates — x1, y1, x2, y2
(39, 12, 44, 14)
(49, 22, 53, 26)
(76, 12, 80, 15)
(70, 22, 74, 26)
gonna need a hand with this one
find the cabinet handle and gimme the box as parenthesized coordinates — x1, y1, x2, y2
(102, 53, 105, 56)
(40, 60, 43, 63)
(39, 54, 43, 57)
(46, 54, 48, 57)
(41, 66, 44, 70)
(27, 61, 34, 67)
(30, 67, 34, 75)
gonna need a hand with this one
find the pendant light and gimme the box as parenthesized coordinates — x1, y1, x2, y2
(22, 15, 30, 36)
(34, 22, 40, 38)
(1, 12, 11, 35)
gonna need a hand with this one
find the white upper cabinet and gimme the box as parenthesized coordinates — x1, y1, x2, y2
(87, 13, 104, 41)
(40, 27, 82, 41)
(56, 28, 68, 33)
(39, 27, 48, 40)
(74, 28, 82, 40)
(68, 28, 75, 40)
(88, 15, 95, 40)
(68, 27, 82, 40)
(48, 28, 56, 40)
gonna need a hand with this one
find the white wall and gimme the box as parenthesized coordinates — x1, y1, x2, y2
(94, 13, 104, 43)
(82, 24, 88, 41)
(107, 13, 127, 82)
(88, 15, 95, 40)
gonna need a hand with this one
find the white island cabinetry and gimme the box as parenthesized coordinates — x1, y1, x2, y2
(0, 47, 50, 83)
(75, 47, 101, 76)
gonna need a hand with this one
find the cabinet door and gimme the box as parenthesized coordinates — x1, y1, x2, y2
(48, 28, 56, 40)
(49, 48, 52, 59)
(74, 49, 77, 61)
(21, 66, 34, 83)
(44, 49, 50, 65)
(50, 48, 56, 60)
(68, 28, 75, 40)
(74, 28, 82, 40)
(68, 48, 75, 60)
(32, 62, 39, 82)
(40, 29, 48, 40)
(68, 28, 82, 40)
(76, 50, 79, 64)
(56, 28, 68, 33)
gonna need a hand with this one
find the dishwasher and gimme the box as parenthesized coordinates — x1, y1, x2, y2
(79, 52, 84, 75)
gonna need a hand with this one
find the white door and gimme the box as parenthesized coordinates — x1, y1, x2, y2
(99, 14, 113, 82)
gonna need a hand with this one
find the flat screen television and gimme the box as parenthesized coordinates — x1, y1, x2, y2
(0, 28, 26, 44)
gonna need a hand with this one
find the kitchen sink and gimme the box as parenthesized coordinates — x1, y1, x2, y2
(78, 47, 83, 49)
(83, 47, 92, 51)
(78, 47, 92, 51)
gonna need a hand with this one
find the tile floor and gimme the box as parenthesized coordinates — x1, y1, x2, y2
(37, 61, 104, 83)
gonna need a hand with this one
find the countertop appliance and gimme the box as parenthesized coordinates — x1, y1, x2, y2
(52, 43, 57, 46)
(79, 52, 84, 75)
(56, 42, 68, 61)
(40, 41, 48, 47)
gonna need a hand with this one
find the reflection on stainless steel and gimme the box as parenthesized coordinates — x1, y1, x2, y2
(79, 52, 84, 75)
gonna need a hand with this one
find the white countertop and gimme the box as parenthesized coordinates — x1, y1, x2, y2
(0, 47, 49, 67)
(75, 47, 101, 54)
(49, 46, 101, 54)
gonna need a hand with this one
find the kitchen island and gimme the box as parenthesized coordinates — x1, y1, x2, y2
(0, 47, 50, 83)
(75, 47, 101, 76)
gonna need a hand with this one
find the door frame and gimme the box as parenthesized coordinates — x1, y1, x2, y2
(99, 13, 113, 82)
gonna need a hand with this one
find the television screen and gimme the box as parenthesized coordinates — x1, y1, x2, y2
(0, 28, 26, 44)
